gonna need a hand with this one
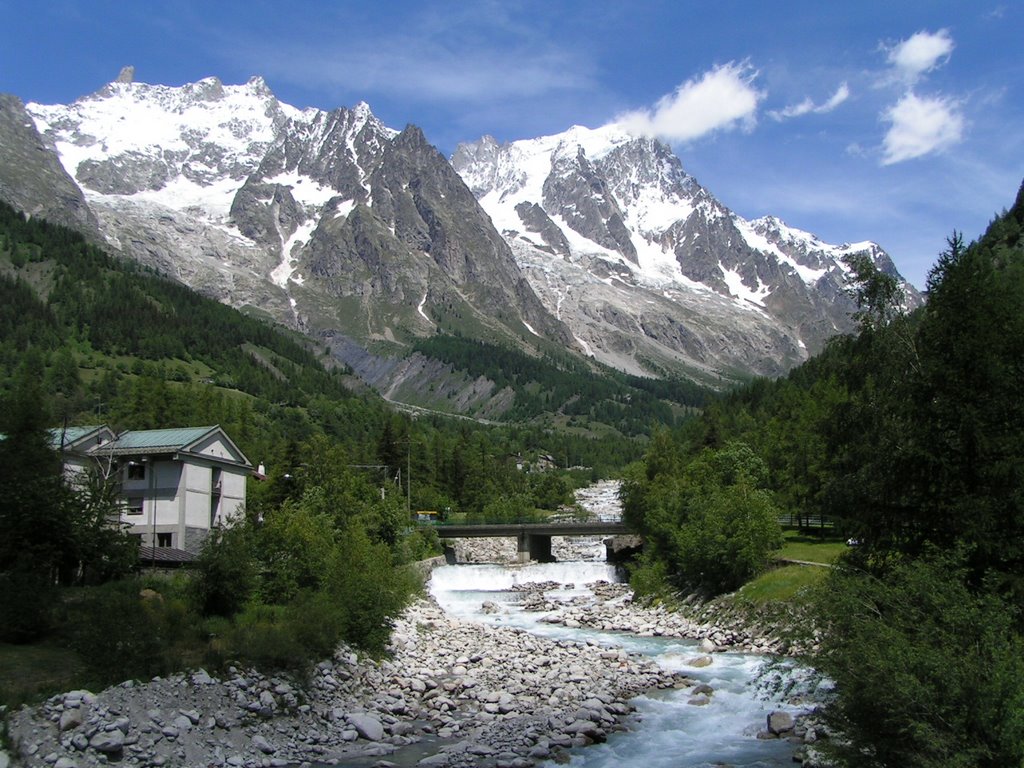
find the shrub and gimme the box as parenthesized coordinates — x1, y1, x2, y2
(399, 526, 442, 564)
(673, 483, 783, 594)
(62, 580, 171, 683)
(252, 501, 336, 604)
(221, 603, 315, 672)
(813, 551, 1024, 768)
(286, 591, 348, 663)
(627, 550, 671, 600)
(0, 570, 55, 643)
(217, 592, 347, 672)
(192, 525, 255, 616)
(326, 525, 418, 654)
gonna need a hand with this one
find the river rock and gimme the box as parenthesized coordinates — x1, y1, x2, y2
(252, 734, 275, 754)
(4, 527, 809, 768)
(58, 709, 83, 732)
(767, 710, 795, 735)
(348, 713, 385, 741)
(418, 754, 450, 766)
(88, 730, 124, 753)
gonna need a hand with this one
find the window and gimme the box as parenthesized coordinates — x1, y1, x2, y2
(210, 468, 223, 527)
(126, 498, 144, 516)
(127, 462, 146, 480)
(156, 532, 172, 548)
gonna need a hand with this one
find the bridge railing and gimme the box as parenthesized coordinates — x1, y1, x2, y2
(423, 512, 597, 527)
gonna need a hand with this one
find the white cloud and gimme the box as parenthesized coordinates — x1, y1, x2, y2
(887, 29, 954, 83)
(881, 92, 964, 164)
(617, 62, 762, 142)
(772, 97, 814, 121)
(769, 82, 850, 120)
(821, 83, 852, 111)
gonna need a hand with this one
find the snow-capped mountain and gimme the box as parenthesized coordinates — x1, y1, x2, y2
(13, 70, 568, 366)
(0, 70, 920, 397)
(452, 125, 920, 378)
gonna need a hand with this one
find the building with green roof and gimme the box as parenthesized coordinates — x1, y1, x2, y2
(55, 425, 252, 557)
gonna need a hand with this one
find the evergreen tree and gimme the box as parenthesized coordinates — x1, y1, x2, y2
(0, 352, 72, 641)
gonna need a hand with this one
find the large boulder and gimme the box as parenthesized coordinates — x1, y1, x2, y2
(348, 713, 384, 741)
(88, 730, 124, 753)
(767, 710, 795, 735)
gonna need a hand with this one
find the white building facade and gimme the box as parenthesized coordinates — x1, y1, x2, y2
(54, 425, 251, 554)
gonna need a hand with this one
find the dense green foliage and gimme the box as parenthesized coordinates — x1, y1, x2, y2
(0, 201, 637, 521)
(0, 202, 352, 408)
(816, 549, 1024, 768)
(622, 437, 783, 595)
(0, 199, 652, 689)
(808, 187, 1024, 768)
(623, 182, 1024, 765)
(0, 354, 138, 642)
(191, 462, 421, 667)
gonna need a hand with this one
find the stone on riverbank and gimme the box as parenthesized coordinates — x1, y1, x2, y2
(6, 519, 816, 768)
(768, 710, 795, 735)
(6, 589, 690, 768)
(349, 713, 385, 741)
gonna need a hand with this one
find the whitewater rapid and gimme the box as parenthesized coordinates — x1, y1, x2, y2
(427, 559, 799, 767)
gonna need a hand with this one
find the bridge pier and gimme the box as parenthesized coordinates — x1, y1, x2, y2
(517, 532, 554, 563)
(431, 521, 630, 564)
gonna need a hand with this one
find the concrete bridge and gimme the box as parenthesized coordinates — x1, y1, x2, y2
(431, 521, 632, 563)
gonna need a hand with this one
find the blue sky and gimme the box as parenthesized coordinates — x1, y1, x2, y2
(2, 1, 1022, 288)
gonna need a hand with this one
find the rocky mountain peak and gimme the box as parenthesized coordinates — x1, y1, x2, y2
(245, 75, 274, 98)
(2, 73, 923, 391)
(451, 134, 502, 167)
(453, 121, 922, 379)
(451, 136, 527, 201)
(543, 146, 638, 264)
(0, 94, 100, 237)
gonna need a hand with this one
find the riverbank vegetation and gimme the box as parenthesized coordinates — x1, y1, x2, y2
(622, 182, 1024, 767)
(0, 202, 652, 709)
(4, 177, 1023, 765)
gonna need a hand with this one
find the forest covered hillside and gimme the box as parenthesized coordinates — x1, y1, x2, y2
(0, 197, 663, 691)
(0, 196, 712, 444)
(621, 181, 1024, 767)
(0, 199, 680, 512)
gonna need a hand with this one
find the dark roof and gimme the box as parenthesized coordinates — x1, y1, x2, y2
(138, 546, 195, 565)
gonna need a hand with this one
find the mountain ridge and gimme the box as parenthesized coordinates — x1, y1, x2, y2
(452, 123, 920, 378)
(0, 72, 921, 405)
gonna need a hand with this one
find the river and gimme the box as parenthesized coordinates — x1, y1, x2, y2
(424, 481, 801, 767)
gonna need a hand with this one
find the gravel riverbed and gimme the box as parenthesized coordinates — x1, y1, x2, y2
(5, 590, 701, 768)
(4, 537, 809, 767)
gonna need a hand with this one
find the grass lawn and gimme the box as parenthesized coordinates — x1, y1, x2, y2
(0, 642, 87, 708)
(777, 529, 848, 565)
(730, 530, 847, 604)
(734, 563, 829, 604)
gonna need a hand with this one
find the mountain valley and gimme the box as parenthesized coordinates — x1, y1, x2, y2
(0, 71, 921, 417)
